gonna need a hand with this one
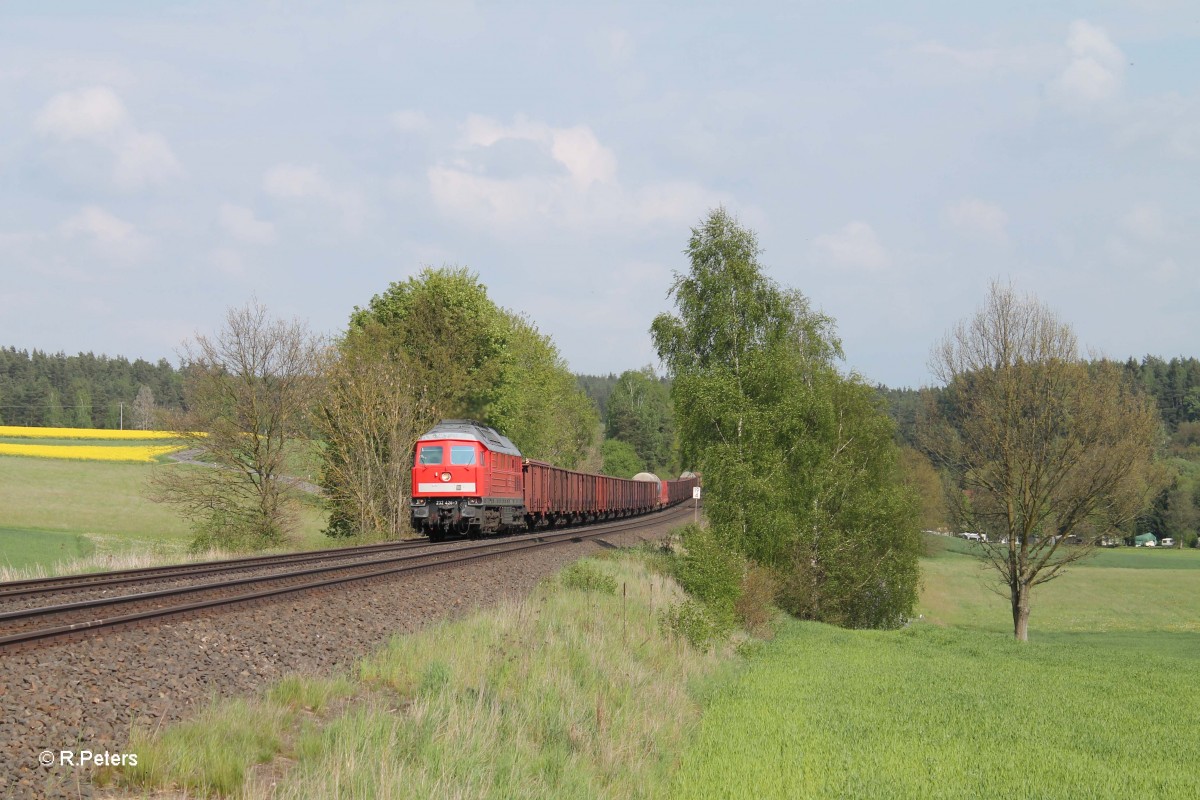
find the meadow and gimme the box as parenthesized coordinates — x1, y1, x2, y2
(0, 428, 331, 576)
(671, 536, 1200, 799)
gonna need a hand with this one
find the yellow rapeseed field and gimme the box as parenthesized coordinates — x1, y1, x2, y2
(0, 442, 187, 463)
(0, 425, 186, 440)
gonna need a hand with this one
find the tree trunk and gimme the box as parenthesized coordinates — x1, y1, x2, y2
(1011, 582, 1031, 641)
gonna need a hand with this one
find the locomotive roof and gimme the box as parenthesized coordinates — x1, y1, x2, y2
(417, 419, 523, 457)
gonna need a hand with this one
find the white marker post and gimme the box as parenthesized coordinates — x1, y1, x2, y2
(692, 485, 701, 525)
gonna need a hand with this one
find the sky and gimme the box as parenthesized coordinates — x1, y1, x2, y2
(1, 2, 1197, 388)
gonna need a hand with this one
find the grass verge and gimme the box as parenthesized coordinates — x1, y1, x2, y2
(113, 552, 730, 798)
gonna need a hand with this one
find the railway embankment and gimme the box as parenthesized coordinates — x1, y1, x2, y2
(106, 552, 735, 798)
(0, 508, 691, 799)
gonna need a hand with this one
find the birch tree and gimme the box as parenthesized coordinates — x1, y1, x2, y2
(653, 208, 920, 628)
(132, 385, 156, 430)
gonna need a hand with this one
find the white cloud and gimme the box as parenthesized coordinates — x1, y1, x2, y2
(263, 164, 366, 232)
(264, 164, 327, 198)
(34, 86, 128, 140)
(460, 114, 545, 148)
(34, 86, 183, 189)
(113, 131, 184, 189)
(458, 114, 617, 187)
(550, 126, 617, 188)
(209, 248, 247, 279)
(1121, 203, 1166, 242)
(429, 114, 723, 237)
(591, 27, 635, 68)
(910, 40, 1050, 75)
(813, 221, 890, 269)
(945, 198, 1009, 241)
(1115, 93, 1200, 161)
(390, 109, 430, 133)
(218, 203, 276, 245)
(1050, 21, 1126, 108)
(1153, 257, 1179, 283)
(59, 206, 149, 261)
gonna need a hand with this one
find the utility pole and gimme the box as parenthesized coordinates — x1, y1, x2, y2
(119, 402, 123, 430)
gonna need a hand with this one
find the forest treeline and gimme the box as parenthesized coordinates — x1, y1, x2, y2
(879, 355, 1200, 546)
(881, 355, 1200, 446)
(576, 370, 677, 479)
(0, 347, 184, 428)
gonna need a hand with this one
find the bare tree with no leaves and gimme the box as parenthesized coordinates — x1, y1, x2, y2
(926, 281, 1164, 641)
(150, 301, 323, 549)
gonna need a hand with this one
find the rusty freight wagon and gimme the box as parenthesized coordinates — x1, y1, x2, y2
(410, 420, 696, 540)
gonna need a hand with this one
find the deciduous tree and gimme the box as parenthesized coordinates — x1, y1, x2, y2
(600, 437, 642, 477)
(315, 323, 432, 539)
(605, 367, 675, 474)
(349, 267, 597, 470)
(653, 208, 920, 629)
(149, 301, 323, 549)
(132, 385, 156, 430)
(926, 281, 1165, 640)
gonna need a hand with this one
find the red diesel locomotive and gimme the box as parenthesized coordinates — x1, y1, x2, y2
(409, 420, 698, 540)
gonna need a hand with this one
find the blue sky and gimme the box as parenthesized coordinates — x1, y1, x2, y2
(1, 2, 1197, 387)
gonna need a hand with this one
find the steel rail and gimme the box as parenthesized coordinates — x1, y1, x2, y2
(0, 504, 691, 650)
(0, 538, 435, 599)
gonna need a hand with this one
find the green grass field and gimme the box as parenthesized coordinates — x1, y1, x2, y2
(671, 535, 1200, 799)
(0, 454, 330, 574)
(920, 535, 1200, 638)
(0, 527, 94, 570)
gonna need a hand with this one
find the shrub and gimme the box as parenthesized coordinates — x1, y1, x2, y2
(734, 563, 779, 636)
(673, 524, 744, 608)
(659, 599, 734, 649)
(561, 560, 618, 595)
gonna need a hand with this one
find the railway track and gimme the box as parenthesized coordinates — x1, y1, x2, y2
(0, 505, 689, 651)
(0, 537, 437, 602)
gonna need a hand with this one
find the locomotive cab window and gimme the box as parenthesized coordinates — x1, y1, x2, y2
(418, 445, 443, 465)
(450, 445, 476, 465)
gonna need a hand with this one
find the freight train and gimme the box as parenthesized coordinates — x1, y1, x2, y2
(410, 419, 698, 540)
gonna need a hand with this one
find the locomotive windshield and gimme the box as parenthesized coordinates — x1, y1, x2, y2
(450, 445, 476, 465)
(418, 445, 443, 465)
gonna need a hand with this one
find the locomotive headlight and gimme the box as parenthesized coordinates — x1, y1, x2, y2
(440, 472, 452, 482)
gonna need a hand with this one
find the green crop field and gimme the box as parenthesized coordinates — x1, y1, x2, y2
(0, 527, 95, 570)
(671, 535, 1200, 799)
(0, 455, 330, 574)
